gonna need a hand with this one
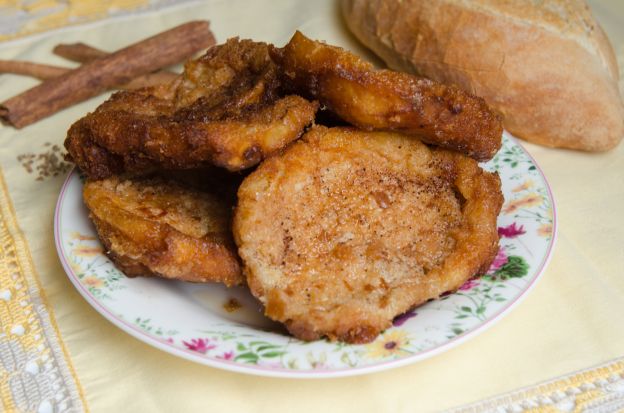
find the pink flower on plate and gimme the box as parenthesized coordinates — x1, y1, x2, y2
(217, 351, 234, 361)
(498, 223, 526, 238)
(182, 338, 216, 354)
(489, 248, 508, 272)
(459, 278, 480, 291)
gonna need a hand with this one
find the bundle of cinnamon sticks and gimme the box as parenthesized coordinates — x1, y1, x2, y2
(0, 21, 216, 129)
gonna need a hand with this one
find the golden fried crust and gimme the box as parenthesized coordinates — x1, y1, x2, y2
(65, 38, 318, 179)
(233, 126, 503, 343)
(83, 176, 243, 286)
(272, 31, 503, 161)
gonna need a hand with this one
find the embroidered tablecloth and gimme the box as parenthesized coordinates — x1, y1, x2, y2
(0, 1, 623, 412)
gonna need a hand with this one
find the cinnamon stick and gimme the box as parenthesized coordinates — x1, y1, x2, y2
(51, 42, 180, 88)
(53, 43, 108, 63)
(119, 71, 180, 89)
(0, 59, 178, 89)
(0, 21, 214, 128)
(0, 60, 67, 80)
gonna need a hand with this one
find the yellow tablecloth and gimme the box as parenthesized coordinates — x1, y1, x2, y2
(0, 1, 623, 412)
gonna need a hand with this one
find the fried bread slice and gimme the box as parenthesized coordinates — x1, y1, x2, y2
(272, 31, 502, 161)
(66, 38, 318, 179)
(83, 175, 243, 286)
(234, 126, 503, 343)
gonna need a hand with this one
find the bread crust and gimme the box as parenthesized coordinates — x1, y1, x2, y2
(342, 0, 624, 151)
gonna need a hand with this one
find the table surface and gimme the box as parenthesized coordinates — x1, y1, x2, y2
(0, 1, 622, 412)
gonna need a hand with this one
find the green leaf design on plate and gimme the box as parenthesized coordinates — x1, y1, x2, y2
(262, 351, 286, 358)
(494, 255, 529, 279)
(235, 352, 259, 363)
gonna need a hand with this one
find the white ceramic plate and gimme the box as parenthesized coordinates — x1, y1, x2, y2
(54, 131, 556, 378)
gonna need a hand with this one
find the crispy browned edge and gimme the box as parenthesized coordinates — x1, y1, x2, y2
(272, 31, 503, 161)
(83, 177, 244, 286)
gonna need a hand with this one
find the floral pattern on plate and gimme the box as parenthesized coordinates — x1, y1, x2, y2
(64, 231, 126, 300)
(54, 132, 556, 377)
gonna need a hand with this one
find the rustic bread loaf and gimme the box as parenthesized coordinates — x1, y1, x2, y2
(342, 0, 624, 151)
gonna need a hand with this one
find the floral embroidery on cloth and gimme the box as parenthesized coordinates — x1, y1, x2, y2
(0, 0, 202, 42)
(0, 171, 87, 412)
(449, 357, 624, 413)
